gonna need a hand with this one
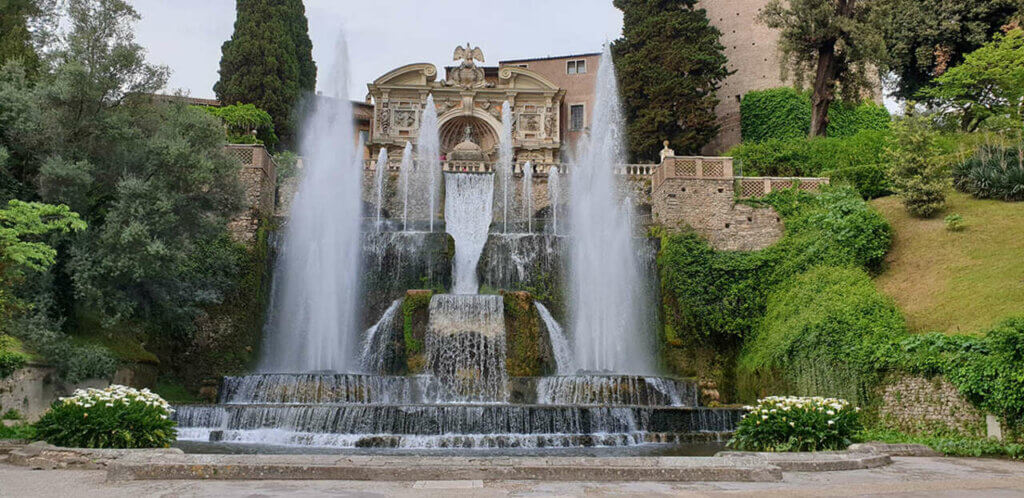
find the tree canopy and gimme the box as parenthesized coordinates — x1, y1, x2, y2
(870, 0, 1020, 102)
(214, 0, 316, 149)
(759, 0, 884, 137)
(611, 0, 730, 160)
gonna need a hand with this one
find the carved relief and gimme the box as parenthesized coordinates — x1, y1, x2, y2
(393, 110, 417, 129)
(520, 113, 540, 133)
(544, 109, 556, 138)
(376, 107, 391, 136)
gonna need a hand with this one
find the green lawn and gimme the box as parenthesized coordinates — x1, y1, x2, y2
(872, 192, 1024, 334)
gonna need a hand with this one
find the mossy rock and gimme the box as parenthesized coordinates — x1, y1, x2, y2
(403, 290, 432, 357)
(502, 291, 554, 377)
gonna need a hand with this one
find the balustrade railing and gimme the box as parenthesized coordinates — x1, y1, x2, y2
(735, 176, 830, 198)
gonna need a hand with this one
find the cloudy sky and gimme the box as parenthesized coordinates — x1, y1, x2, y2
(131, 0, 625, 101)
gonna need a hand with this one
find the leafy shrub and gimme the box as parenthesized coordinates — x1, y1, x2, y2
(0, 335, 28, 378)
(729, 130, 894, 198)
(827, 101, 891, 138)
(944, 213, 965, 231)
(198, 103, 278, 148)
(728, 396, 863, 451)
(736, 266, 905, 404)
(740, 88, 891, 142)
(35, 385, 176, 448)
(946, 317, 1024, 425)
(741, 88, 811, 142)
(953, 145, 1024, 201)
(858, 428, 1024, 459)
(659, 187, 892, 347)
(887, 113, 949, 217)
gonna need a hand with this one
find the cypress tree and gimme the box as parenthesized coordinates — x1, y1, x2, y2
(611, 0, 730, 161)
(215, 0, 316, 148)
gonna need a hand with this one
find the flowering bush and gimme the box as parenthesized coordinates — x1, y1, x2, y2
(728, 396, 862, 452)
(35, 385, 176, 448)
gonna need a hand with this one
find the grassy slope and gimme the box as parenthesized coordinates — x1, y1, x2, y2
(871, 192, 1024, 334)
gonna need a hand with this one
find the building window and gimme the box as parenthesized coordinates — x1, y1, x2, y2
(569, 104, 584, 131)
(566, 59, 587, 75)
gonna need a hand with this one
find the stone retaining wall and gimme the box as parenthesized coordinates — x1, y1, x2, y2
(0, 366, 107, 422)
(651, 178, 783, 251)
(876, 373, 985, 437)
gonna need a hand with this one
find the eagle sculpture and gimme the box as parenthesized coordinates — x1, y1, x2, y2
(453, 43, 485, 65)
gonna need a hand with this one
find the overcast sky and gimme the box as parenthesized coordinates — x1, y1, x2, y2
(131, 0, 625, 101)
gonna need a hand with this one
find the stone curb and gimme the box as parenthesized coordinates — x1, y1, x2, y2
(105, 456, 784, 482)
(715, 450, 892, 471)
(848, 442, 942, 457)
(7, 442, 184, 470)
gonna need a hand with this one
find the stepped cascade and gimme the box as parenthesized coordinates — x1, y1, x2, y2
(175, 36, 743, 453)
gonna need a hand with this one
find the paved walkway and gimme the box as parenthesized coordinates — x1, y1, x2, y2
(2, 457, 1024, 497)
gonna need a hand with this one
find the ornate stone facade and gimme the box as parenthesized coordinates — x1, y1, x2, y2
(366, 46, 565, 164)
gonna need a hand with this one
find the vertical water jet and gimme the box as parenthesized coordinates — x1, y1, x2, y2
(398, 141, 413, 231)
(374, 148, 388, 231)
(260, 33, 362, 372)
(498, 102, 514, 233)
(549, 166, 560, 235)
(522, 161, 533, 233)
(417, 96, 441, 232)
(567, 45, 654, 373)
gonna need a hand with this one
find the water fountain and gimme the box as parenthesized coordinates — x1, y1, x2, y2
(175, 36, 742, 454)
(373, 148, 388, 231)
(398, 141, 413, 231)
(418, 96, 441, 232)
(568, 45, 655, 374)
(548, 166, 560, 235)
(498, 102, 514, 233)
(522, 161, 533, 233)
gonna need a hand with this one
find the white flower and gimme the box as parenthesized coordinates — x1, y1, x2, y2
(828, 420, 835, 425)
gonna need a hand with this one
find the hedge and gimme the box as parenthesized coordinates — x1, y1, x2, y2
(729, 130, 895, 199)
(739, 87, 891, 143)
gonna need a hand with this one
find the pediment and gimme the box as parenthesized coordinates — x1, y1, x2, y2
(499, 67, 560, 91)
(372, 63, 438, 87)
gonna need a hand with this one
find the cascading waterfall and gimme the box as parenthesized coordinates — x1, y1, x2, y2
(418, 96, 441, 232)
(425, 294, 507, 402)
(522, 161, 533, 232)
(568, 45, 654, 373)
(535, 302, 575, 375)
(548, 166, 560, 235)
(374, 148, 388, 231)
(398, 141, 413, 231)
(498, 102, 514, 233)
(359, 298, 402, 373)
(444, 173, 494, 294)
(259, 34, 362, 373)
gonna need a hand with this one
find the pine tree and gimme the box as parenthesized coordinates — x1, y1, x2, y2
(214, 0, 316, 148)
(611, 0, 730, 161)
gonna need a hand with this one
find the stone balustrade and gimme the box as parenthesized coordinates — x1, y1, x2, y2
(735, 177, 831, 198)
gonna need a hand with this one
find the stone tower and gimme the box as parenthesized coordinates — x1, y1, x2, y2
(697, 0, 789, 154)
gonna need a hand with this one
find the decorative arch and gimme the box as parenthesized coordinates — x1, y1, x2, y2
(437, 107, 504, 156)
(371, 63, 438, 87)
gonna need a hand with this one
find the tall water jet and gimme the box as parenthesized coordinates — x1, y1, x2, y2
(261, 34, 362, 372)
(522, 161, 533, 233)
(444, 173, 494, 294)
(548, 166, 560, 235)
(398, 141, 413, 231)
(373, 148, 388, 231)
(417, 96, 441, 232)
(498, 102, 514, 232)
(567, 45, 654, 373)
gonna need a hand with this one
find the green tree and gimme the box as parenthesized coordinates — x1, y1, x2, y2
(759, 0, 883, 137)
(215, 0, 316, 148)
(0, 0, 57, 77)
(886, 108, 948, 217)
(921, 28, 1024, 131)
(611, 0, 730, 160)
(870, 0, 1019, 102)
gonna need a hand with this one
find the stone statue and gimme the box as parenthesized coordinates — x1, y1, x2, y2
(443, 43, 493, 89)
(461, 124, 475, 144)
(660, 140, 676, 162)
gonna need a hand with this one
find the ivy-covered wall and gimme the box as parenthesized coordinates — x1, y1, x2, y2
(739, 87, 890, 143)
